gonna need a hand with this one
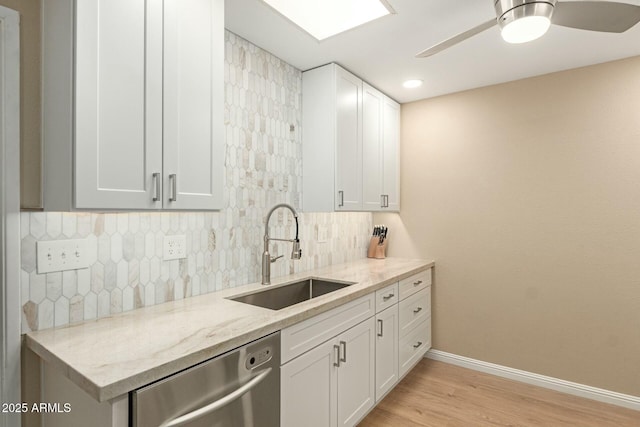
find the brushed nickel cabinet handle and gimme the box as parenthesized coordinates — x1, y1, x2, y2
(377, 319, 383, 337)
(333, 344, 340, 367)
(339, 341, 347, 363)
(413, 341, 423, 349)
(380, 194, 385, 208)
(152, 173, 160, 202)
(338, 190, 344, 207)
(382, 293, 395, 301)
(413, 307, 423, 314)
(413, 280, 423, 286)
(169, 174, 177, 202)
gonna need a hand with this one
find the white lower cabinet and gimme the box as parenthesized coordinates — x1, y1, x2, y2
(337, 318, 376, 426)
(281, 338, 338, 427)
(400, 317, 431, 378)
(398, 271, 432, 379)
(281, 268, 432, 426)
(375, 305, 399, 401)
(281, 317, 375, 427)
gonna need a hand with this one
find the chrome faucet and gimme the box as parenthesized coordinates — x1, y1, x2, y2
(262, 203, 302, 285)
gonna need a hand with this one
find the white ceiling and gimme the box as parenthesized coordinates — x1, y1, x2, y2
(225, 0, 640, 103)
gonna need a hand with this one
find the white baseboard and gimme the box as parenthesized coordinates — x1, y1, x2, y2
(426, 349, 640, 412)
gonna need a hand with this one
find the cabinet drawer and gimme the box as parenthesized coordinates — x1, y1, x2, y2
(375, 282, 398, 313)
(399, 318, 431, 378)
(281, 293, 375, 363)
(399, 269, 431, 300)
(399, 287, 430, 337)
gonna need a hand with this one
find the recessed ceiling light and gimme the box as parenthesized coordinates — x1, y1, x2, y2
(403, 79, 423, 89)
(261, 0, 394, 41)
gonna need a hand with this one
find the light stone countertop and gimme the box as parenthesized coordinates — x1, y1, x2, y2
(26, 257, 434, 402)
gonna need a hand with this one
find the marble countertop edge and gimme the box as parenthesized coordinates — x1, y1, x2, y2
(26, 258, 434, 402)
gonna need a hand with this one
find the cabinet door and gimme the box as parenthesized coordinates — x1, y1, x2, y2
(375, 305, 399, 401)
(382, 96, 400, 211)
(337, 318, 375, 427)
(74, 0, 163, 209)
(163, 0, 224, 210)
(362, 83, 384, 211)
(281, 339, 338, 427)
(334, 66, 363, 211)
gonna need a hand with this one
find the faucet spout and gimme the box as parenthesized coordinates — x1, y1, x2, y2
(262, 203, 302, 285)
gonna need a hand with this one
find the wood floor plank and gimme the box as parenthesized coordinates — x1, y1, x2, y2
(359, 359, 640, 427)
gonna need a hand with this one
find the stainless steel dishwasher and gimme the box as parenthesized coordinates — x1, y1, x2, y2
(132, 332, 280, 427)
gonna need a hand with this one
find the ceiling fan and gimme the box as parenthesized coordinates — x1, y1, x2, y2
(416, 0, 640, 58)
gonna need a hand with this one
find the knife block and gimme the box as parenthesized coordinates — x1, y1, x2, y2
(367, 237, 388, 259)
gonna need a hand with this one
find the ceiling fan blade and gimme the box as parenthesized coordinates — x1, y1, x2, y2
(415, 19, 496, 58)
(553, 0, 640, 33)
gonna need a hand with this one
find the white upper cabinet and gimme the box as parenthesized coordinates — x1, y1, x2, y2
(73, 0, 163, 210)
(163, 0, 224, 210)
(362, 83, 400, 211)
(381, 95, 400, 211)
(42, 0, 223, 211)
(362, 83, 384, 211)
(302, 64, 363, 212)
(302, 63, 399, 212)
(334, 67, 364, 211)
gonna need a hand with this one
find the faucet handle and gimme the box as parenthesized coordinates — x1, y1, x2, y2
(270, 255, 284, 263)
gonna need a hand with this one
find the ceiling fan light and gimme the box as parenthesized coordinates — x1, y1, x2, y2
(501, 15, 551, 43)
(495, 1, 555, 44)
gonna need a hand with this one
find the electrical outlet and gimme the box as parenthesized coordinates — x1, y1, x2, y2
(163, 235, 186, 260)
(317, 225, 328, 243)
(36, 239, 89, 274)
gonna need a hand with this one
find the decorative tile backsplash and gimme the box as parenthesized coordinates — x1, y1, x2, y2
(20, 32, 373, 333)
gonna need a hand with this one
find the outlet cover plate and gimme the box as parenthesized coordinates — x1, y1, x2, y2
(36, 239, 89, 274)
(163, 235, 187, 260)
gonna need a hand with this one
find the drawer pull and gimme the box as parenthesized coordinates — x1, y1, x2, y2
(413, 307, 423, 314)
(333, 345, 340, 367)
(377, 319, 383, 337)
(382, 293, 395, 301)
(339, 341, 347, 363)
(413, 341, 423, 349)
(413, 280, 423, 286)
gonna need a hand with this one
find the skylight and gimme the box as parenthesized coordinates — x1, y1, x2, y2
(262, 0, 393, 41)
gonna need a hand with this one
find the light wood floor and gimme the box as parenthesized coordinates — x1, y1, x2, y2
(359, 359, 640, 427)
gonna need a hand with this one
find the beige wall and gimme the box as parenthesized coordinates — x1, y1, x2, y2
(376, 56, 640, 396)
(0, 0, 41, 209)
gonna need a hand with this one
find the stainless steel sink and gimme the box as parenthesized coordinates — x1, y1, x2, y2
(229, 278, 355, 310)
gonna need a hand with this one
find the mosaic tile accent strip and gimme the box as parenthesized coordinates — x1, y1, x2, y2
(20, 32, 373, 332)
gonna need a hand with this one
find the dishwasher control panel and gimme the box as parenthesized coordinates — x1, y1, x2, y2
(245, 345, 273, 370)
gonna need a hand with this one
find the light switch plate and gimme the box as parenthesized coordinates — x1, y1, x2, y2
(36, 239, 89, 274)
(163, 235, 186, 260)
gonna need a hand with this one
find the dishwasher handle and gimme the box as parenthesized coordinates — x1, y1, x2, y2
(161, 367, 272, 427)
